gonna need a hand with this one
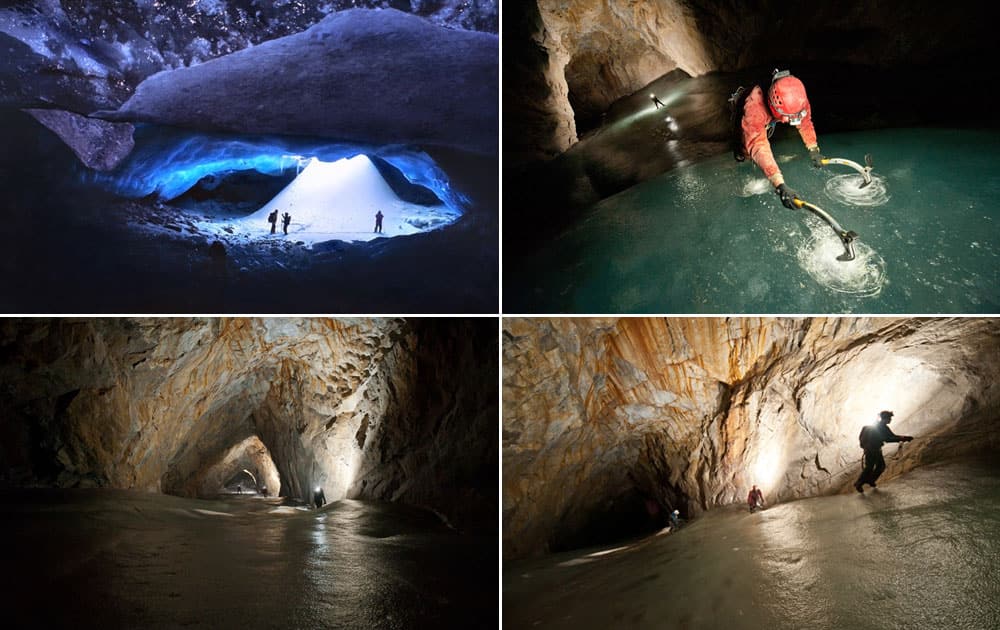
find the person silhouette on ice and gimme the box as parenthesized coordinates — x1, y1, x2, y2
(282, 212, 291, 235)
(855, 410, 913, 493)
(748, 485, 764, 512)
(374, 210, 384, 233)
(268, 209, 278, 234)
(650, 93, 666, 109)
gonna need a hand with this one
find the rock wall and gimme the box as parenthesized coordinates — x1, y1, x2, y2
(0, 317, 495, 532)
(1, 0, 497, 112)
(504, 0, 711, 162)
(102, 9, 498, 155)
(503, 318, 1000, 558)
(505, 0, 1000, 165)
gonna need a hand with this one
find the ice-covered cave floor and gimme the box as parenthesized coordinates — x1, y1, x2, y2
(1, 490, 493, 629)
(504, 457, 1000, 630)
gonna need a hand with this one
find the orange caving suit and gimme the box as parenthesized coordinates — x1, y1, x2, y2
(741, 85, 818, 188)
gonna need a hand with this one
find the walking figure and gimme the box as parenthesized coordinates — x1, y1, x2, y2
(650, 93, 666, 109)
(267, 209, 278, 234)
(374, 210, 384, 233)
(855, 410, 913, 493)
(282, 212, 291, 235)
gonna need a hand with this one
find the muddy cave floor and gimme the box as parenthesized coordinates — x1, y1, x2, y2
(0, 489, 494, 629)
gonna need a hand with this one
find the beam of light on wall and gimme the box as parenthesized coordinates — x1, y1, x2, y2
(836, 353, 939, 439)
(80, 127, 467, 214)
(752, 436, 785, 491)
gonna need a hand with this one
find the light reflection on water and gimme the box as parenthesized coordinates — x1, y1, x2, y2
(1, 492, 491, 629)
(504, 458, 1000, 630)
(508, 127, 1000, 313)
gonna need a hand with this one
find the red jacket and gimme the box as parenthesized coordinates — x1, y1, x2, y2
(741, 85, 818, 187)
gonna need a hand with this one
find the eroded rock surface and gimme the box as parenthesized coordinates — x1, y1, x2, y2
(503, 317, 1000, 558)
(1, 0, 497, 112)
(25, 109, 134, 171)
(0, 318, 496, 531)
(100, 9, 498, 155)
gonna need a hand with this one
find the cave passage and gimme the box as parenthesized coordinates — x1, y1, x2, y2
(504, 458, 1000, 630)
(1, 489, 493, 628)
(1, 110, 496, 312)
(81, 125, 465, 245)
(505, 126, 1000, 313)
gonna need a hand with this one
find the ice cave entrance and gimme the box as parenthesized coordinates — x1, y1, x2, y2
(195, 154, 460, 245)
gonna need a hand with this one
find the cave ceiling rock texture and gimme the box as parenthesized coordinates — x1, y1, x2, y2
(99, 9, 499, 156)
(511, 0, 712, 159)
(502, 317, 1000, 559)
(0, 318, 497, 530)
(197, 435, 280, 497)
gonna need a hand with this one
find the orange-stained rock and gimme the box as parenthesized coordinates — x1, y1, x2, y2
(503, 317, 1000, 559)
(0, 318, 496, 532)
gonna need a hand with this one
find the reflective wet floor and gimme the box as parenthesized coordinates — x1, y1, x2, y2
(506, 127, 1000, 313)
(504, 458, 1000, 630)
(1, 490, 493, 628)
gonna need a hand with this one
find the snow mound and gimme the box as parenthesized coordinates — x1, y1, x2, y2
(195, 154, 460, 245)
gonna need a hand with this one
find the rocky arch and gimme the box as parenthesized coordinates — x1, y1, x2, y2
(503, 317, 1000, 558)
(0, 317, 496, 531)
(507, 0, 714, 160)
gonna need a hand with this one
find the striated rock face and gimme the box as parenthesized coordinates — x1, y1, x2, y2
(503, 318, 1000, 558)
(0, 318, 496, 532)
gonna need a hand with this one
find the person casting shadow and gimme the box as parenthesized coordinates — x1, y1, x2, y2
(855, 410, 913, 493)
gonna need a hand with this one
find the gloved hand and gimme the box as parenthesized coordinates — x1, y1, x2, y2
(809, 147, 826, 168)
(776, 183, 800, 209)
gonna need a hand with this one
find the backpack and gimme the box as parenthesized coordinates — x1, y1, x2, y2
(859, 425, 881, 450)
(728, 86, 749, 162)
(728, 70, 785, 162)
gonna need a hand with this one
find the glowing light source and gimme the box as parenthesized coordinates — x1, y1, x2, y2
(207, 154, 460, 244)
(83, 130, 467, 214)
(753, 440, 784, 489)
